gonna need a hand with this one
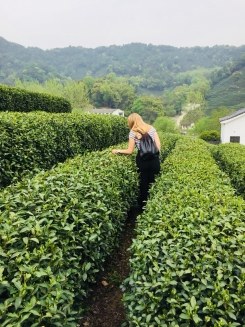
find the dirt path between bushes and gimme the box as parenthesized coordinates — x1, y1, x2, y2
(79, 207, 138, 327)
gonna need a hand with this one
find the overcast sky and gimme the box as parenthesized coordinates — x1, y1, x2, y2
(0, 0, 245, 50)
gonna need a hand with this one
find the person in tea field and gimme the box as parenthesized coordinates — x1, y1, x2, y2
(112, 113, 161, 210)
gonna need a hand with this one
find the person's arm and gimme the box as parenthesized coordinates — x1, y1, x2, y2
(112, 137, 135, 155)
(154, 131, 161, 151)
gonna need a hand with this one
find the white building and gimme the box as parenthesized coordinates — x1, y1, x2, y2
(219, 108, 245, 145)
(89, 108, 124, 117)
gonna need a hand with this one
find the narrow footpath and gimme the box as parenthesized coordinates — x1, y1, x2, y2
(79, 207, 138, 327)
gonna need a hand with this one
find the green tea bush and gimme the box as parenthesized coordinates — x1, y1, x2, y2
(0, 112, 128, 188)
(0, 147, 138, 326)
(158, 132, 181, 161)
(0, 84, 71, 113)
(199, 130, 220, 143)
(123, 138, 245, 326)
(212, 142, 245, 198)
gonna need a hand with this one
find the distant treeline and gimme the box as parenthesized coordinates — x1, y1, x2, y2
(0, 36, 244, 92)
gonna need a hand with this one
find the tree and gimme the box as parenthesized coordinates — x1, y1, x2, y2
(62, 81, 90, 109)
(180, 108, 204, 128)
(128, 95, 165, 123)
(90, 76, 136, 109)
(192, 107, 233, 134)
(14, 78, 90, 109)
(163, 85, 189, 116)
(153, 116, 179, 134)
(128, 95, 164, 123)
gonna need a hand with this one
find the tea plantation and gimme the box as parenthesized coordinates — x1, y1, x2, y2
(123, 138, 245, 326)
(0, 111, 244, 326)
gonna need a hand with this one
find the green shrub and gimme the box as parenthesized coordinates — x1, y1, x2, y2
(123, 138, 245, 326)
(212, 142, 245, 197)
(0, 84, 71, 113)
(0, 147, 138, 326)
(0, 112, 128, 188)
(158, 132, 181, 161)
(199, 130, 220, 143)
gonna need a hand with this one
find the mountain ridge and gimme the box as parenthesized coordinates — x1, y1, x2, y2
(1, 36, 245, 86)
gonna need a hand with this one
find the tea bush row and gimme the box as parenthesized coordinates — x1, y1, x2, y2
(0, 146, 138, 326)
(0, 84, 71, 113)
(212, 143, 245, 198)
(123, 137, 245, 326)
(158, 132, 181, 161)
(0, 112, 128, 188)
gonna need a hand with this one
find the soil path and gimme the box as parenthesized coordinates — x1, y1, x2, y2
(173, 110, 186, 126)
(79, 207, 138, 327)
(173, 103, 200, 127)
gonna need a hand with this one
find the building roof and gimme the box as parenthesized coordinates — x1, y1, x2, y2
(219, 108, 245, 122)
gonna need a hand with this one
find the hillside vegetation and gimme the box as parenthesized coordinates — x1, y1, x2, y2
(1, 36, 245, 93)
(1, 36, 245, 128)
(206, 65, 245, 111)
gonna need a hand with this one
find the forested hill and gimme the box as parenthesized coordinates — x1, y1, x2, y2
(1, 36, 245, 91)
(206, 58, 245, 111)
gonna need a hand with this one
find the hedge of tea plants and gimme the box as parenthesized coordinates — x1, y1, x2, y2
(0, 84, 71, 113)
(212, 143, 245, 198)
(0, 111, 128, 188)
(0, 146, 138, 326)
(123, 137, 245, 326)
(158, 132, 181, 162)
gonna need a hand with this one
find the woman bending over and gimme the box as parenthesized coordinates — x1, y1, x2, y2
(112, 113, 161, 210)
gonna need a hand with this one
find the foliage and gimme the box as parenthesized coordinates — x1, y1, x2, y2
(212, 143, 245, 197)
(1, 36, 245, 94)
(0, 147, 138, 326)
(153, 116, 179, 134)
(180, 108, 204, 127)
(192, 107, 234, 134)
(199, 130, 220, 142)
(123, 137, 245, 326)
(206, 57, 245, 111)
(0, 84, 71, 113)
(163, 85, 189, 116)
(90, 74, 136, 109)
(15, 79, 91, 110)
(0, 112, 128, 188)
(158, 132, 182, 161)
(14, 75, 136, 111)
(163, 76, 210, 117)
(210, 56, 245, 86)
(1, 37, 245, 116)
(127, 95, 164, 123)
(131, 95, 164, 113)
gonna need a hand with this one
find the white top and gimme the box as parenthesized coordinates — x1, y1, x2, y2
(129, 127, 156, 150)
